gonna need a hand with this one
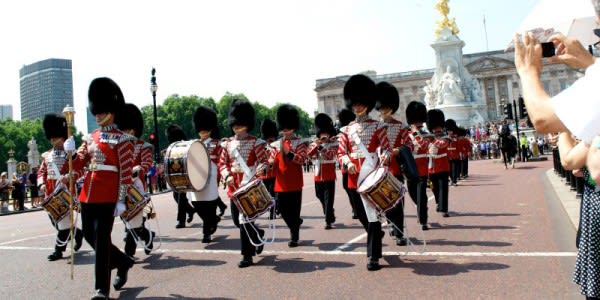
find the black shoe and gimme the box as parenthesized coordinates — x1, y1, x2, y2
(202, 235, 211, 243)
(112, 259, 134, 290)
(47, 251, 63, 261)
(90, 289, 108, 300)
(443, 212, 450, 218)
(238, 256, 253, 268)
(145, 231, 155, 255)
(421, 224, 429, 231)
(324, 223, 332, 230)
(367, 258, 381, 271)
(218, 205, 227, 217)
(175, 223, 185, 229)
(396, 237, 408, 246)
(74, 238, 82, 252)
(352, 214, 359, 219)
(187, 212, 194, 223)
(288, 240, 298, 248)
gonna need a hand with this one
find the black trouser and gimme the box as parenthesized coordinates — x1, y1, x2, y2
(216, 197, 227, 212)
(80, 202, 133, 293)
(407, 176, 428, 225)
(240, 222, 263, 257)
(191, 200, 220, 235)
(51, 215, 83, 253)
(315, 181, 336, 224)
(124, 222, 152, 257)
(342, 173, 358, 217)
(460, 158, 468, 178)
(430, 172, 449, 213)
(230, 200, 240, 228)
(521, 145, 528, 161)
(449, 159, 460, 184)
(385, 175, 405, 238)
(173, 192, 193, 225)
(262, 177, 278, 218)
(367, 221, 382, 260)
(502, 150, 511, 168)
(348, 188, 368, 230)
(277, 191, 303, 241)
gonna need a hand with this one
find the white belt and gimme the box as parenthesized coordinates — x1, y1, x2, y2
(319, 160, 336, 164)
(90, 163, 118, 172)
(413, 154, 428, 158)
(430, 153, 447, 159)
(350, 153, 366, 159)
(448, 147, 456, 150)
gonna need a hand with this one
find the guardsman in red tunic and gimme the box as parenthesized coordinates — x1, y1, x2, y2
(405, 101, 432, 230)
(426, 109, 451, 218)
(273, 104, 309, 247)
(38, 114, 83, 261)
(338, 74, 391, 271)
(115, 103, 156, 257)
(337, 108, 358, 219)
(307, 113, 338, 230)
(375, 81, 412, 246)
(458, 127, 471, 178)
(259, 119, 279, 219)
(445, 119, 461, 186)
(188, 106, 222, 243)
(65, 78, 135, 299)
(218, 99, 268, 268)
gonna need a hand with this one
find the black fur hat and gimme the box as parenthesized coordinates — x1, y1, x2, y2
(314, 113, 335, 137)
(426, 109, 446, 132)
(375, 81, 400, 114)
(193, 105, 218, 133)
(445, 119, 458, 133)
(227, 99, 255, 131)
(115, 103, 143, 138)
(88, 77, 125, 115)
(42, 114, 68, 140)
(166, 124, 186, 144)
(276, 104, 300, 131)
(260, 119, 278, 140)
(405, 101, 427, 124)
(343, 74, 376, 112)
(337, 108, 355, 127)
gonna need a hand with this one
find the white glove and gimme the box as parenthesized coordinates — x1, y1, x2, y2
(64, 136, 76, 152)
(429, 145, 438, 155)
(113, 201, 126, 217)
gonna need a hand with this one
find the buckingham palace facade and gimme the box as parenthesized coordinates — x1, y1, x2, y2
(315, 49, 580, 124)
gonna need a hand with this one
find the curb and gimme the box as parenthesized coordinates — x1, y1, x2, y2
(545, 169, 580, 230)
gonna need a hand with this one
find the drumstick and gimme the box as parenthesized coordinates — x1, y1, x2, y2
(63, 105, 75, 280)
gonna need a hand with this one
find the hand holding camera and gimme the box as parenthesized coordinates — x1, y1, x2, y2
(548, 33, 595, 69)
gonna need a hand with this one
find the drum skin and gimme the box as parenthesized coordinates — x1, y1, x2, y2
(165, 140, 210, 192)
(357, 167, 405, 213)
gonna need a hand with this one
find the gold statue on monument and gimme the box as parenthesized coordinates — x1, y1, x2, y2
(435, 0, 459, 38)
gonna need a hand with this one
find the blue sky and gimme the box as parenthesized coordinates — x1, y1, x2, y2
(0, 0, 585, 131)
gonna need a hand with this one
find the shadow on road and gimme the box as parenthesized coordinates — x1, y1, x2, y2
(140, 253, 226, 270)
(425, 239, 512, 247)
(119, 287, 235, 300)
(428, 222, 517, 231)
(451, 211, 520, 218)
(383, 256, 510, 276)
(257, 255, 354, 273)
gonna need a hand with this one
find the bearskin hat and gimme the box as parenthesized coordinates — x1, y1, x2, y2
(445, 119, 458, 133)
(337, 108, 355, 127)
(227, 99, 255, 131)
(343, 74, 376, 112)
(260, 119, 278, 140)
(315, 113, 335, 137)
(426, 109, 446, 132)
(193, 105, 218, 133)
(115, 103, 143, 138)
(276, 104, 300, 131)
(457, 127, 468, 137)
(42, 114, 68, 140)
(375, 81, 400, 113)
(405, 101, 427, 124)
(88, 77, 125, 115)
(166, 124, 186, 144)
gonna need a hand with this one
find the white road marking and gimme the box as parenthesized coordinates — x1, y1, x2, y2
(334, 233, 367, 251)
(0, 234, 55, 246)
(0, 245, 577, 257)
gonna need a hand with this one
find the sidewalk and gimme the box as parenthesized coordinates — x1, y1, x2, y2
(546, 169, 580, 230)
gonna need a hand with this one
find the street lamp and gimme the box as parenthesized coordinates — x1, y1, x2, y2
(150, 67, 160, 163)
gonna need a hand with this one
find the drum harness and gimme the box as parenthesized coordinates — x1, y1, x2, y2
(352, 127, 428, 254)
(233, 147, 276, 247)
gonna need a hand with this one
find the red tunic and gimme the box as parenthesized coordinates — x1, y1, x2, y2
(133, 140, 154, 190)
(337, 115, 391, 189)
(307, 140, 338, 182)
(382, 118, 412, 177)
(408, 129, 433, 177)
(38, 149, 75, 197)
(272, 135, 308, 192)
(68, 125, 135, 204)
(446, 135, 460, 161)
(428, 133, 451, 174)
(218, 134, 268, 198)
(458, 136, 471, 160)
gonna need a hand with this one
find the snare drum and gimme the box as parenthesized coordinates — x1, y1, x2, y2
(121, 184, 151, 221)
(231, 179, 273, 220)
(165, 140, 210, 192)
(357, 167, 405, 213)
(41, 185, 79, 223)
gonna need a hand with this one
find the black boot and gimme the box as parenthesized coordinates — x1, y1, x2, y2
(113, 258, 134, 290)
(90, 289, 108, 300)
(367, 257, 381, 271)
(238, 255, 253, 268)
(47, 251, 63, 261)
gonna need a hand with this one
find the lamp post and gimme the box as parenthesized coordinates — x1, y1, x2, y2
(150, 68, 160, 163)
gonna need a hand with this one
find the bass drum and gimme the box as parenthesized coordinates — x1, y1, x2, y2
(164, 140, 210, 192)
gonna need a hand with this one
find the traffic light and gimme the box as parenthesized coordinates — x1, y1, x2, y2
(149, 132, 157, 145)
(503, 103, 513, 119)
(518, 97, 528, 119)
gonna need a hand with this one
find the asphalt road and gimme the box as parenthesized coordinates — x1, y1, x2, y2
(0, 158, 581, 299)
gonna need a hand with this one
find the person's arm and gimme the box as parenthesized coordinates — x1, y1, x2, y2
(557, 132, 588, 170)
(514, 32, 568, 133)
(587, 135, 600, 184)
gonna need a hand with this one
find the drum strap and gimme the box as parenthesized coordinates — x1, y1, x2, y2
(232, 147, 254, 185)
(349, 128, 377, 167)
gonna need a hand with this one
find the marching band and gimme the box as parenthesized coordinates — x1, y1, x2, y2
(37, 74, 472, 299)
